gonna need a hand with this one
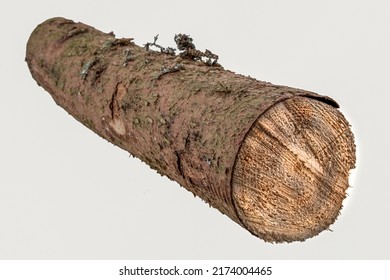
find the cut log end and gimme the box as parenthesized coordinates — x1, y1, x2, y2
(232, 97, 356, 242)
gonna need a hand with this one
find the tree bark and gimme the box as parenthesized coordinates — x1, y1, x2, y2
(25, 17, 356, 242)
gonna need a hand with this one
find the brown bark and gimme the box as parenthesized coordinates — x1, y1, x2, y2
(25, 17, 356, 242)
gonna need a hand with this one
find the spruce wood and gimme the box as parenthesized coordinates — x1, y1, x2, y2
(26, 17, 356, 242)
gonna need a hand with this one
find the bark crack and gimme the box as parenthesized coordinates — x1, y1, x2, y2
(108, 83, 126, 135)
(109, 83, 126, 120)
(60, 26, 88, 43)
(109, 84, 118, 119)
(175, 151, 184, 178)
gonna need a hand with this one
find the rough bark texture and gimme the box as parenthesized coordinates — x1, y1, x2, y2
(26, 17, 356, 242)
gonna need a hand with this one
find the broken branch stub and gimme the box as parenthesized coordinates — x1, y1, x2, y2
(26, 17, 356, 243)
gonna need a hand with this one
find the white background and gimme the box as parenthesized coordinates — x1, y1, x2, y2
(0, 0, 389, 259)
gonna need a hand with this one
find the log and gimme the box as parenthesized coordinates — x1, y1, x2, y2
(25, 17, 356, 242)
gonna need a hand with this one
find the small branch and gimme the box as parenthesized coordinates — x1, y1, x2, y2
(174, 34, 219, 66)
(174, 34, 195, 50)
(144, 34, 176, 55)
(144, 33, 219, 66)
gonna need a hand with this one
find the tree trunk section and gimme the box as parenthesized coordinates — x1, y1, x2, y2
(25, 17, 356, 242)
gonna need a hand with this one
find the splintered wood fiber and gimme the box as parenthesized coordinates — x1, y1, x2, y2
(26, 17, 356, 242)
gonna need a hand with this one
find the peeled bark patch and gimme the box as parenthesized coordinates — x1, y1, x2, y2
(25, 17, 356, 243)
